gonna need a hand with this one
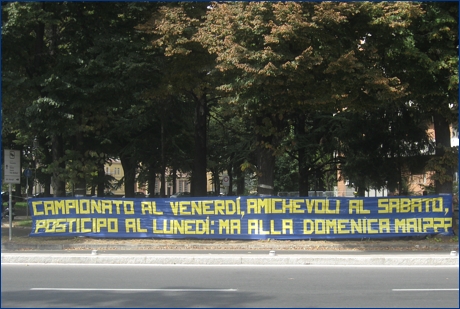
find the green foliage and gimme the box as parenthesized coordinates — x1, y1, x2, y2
(2, 2, 457, 196)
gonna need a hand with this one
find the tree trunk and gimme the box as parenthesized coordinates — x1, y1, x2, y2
(191, 96, 208, 197)
(257, 145, 275, 196)
(227, 164, 233, 196)
(234, 160, 245, 195)
(160, 119, 167, 197)
(172, 168, 177, 194)
(433, 112, 453, 194)
(160, 168, 166, 197)
(294, 115, 310, 196)
(120, 153, 136, 198)
(96, 162, 105, 197)
(51, 134, 66, 197)
(211, 167, 220, 195)
(147, 164, 157, 197)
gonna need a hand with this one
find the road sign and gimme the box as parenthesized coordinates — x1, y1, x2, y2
(4, 149, 21, 184)
(222, 175, 229, 187)
(24, 168, 32, 178)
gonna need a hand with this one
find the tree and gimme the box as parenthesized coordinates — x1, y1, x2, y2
(139, 2, 217, 197)
(2, 2, 158, 197)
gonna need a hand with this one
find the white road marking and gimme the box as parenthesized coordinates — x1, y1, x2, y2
(393, 289, 459, 291)
(31, 288, 237, 292)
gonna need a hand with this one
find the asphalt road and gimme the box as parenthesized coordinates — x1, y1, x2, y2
(2, 264, 458, 308)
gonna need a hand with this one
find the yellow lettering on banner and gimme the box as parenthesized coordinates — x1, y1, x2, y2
(282, 219, 293, 234)
(66, 200, 78, 214)
(444, 218, 452, 231)
(125, 218, 136, 232)
(196, 220, 209, 234)
(306, 200, 314, 213)
(153, 219, 163, 233)
(102, 200, 112, 214)
(378, 199, 389, 213)
(108, 218, 118, 232)
(337, 219, 349, 234)
(230, 219, 240, 234)
(184, 220, 195, 234)
(325, 220, 336, 234)
(68, 218, 77, 232)
(248, 219, 258, 234)
(378, 197, 444, 213)
(433, 218, 444, 232)
(169, 201, 242, 216)
(258, 199, 270, 214)
(367, 219, 378, 234)
(141, 202, 152, 215)
(270, 220, 281, 235)
(173, 220, 185, 234)
(349, 200, 360, 214)
(79, 200, 91, 214)
(113, 200, 123, 214)
(247, 199, 257, 214)
(225, 200, 238, 215)
(80, 218, 91, 233)
(152, 219, 210, 235)
(422, 218, 433, 232)
(190, 201, 200, 215)
(399, 199, 411, 213)
(215, 200, 225, 215)
(259, 220, 270, 235)
(303, 219, 314, 234)
(44, 201, 55, 215)
(411, 198, 422, 212)
(284, 199, 305, 214)
(406, 218, 418, 233)
(271, 199, 283, 214)
(389, 199, 399, 213)
(55, 200, 65, 214)
(326, 200, 339, 214)
(350, 219, 363, 233)
(96, 218, 107, 232)
(33, 218, 120, 234)
(151, 201, 163, 215)
(219, 219, 240, 234)
(32, 201, 44, 216)
(170, 202, 179, 216)
(281, 199, 290, 213)
(141, 201, 164, 215)
(430, 197, 443, 212)
(395, 219, 406, 233)
(55, 219, 67, 233)
(91, 200, 101, 214)
(137, 218, 147, 233)
(348, 200, 369, 214)
(123, 201, 134, 215)
(379, 219, 391, 233)
(44, 219, 55, 232)
(34, 220, 46, 233)
(316, 200, 326, 214)
(315, 220, 326, 234)
(202, 201, 213, 215)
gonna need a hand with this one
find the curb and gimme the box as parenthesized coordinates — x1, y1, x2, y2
(2, 242, 459, 252)
(2, 252, 459, 266)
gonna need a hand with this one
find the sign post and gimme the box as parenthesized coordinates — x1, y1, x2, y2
(4, 150, 21, 240)
(222, 175, 230, 195)
(24, 169, 32, 218)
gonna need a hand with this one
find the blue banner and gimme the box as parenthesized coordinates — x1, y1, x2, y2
(28, 195, 454, 239)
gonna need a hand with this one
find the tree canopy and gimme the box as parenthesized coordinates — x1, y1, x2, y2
(2, 2, 457, 197)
